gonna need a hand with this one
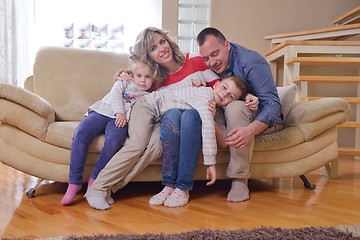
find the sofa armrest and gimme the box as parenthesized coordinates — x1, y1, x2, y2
(285, 97, 350, 140)
(0, 83, 55, 140)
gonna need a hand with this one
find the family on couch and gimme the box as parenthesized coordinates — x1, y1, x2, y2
(62, 26, 283, 210)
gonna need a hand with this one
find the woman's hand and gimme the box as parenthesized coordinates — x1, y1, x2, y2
(244, 93, 259, 112)
(206, 164, 216, 186)
(114, 69, 133, 81)
(115, 113, 127, 127)
(192, 79, 206, 87)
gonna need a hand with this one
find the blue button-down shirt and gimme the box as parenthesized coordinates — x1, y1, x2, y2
(223, 42, 283, 127)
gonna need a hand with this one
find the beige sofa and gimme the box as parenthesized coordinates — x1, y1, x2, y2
(0, 46, 350, 197)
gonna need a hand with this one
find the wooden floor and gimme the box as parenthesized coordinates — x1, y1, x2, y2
(1, 157, 360, 239)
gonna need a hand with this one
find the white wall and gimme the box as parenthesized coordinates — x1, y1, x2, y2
(34, 0, 162, 52)
(162, 0, 359, 55)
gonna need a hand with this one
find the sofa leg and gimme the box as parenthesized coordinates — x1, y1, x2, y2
(26, 178, 44, 198)
(299, 175, 316, 190)
(321, 158, 338, 179)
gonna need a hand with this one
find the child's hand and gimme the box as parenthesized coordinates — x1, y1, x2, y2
(244, 93, 259, 112)
(206, 164, 216, 186)
(208, 100, 217, 118)
(192, 79, 206, 87)
(115, 113, 127, 127)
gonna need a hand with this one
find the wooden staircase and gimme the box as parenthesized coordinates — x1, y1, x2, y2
(264, 6, 360, 158)
(333, 6, 360, 25)
(265, 23, 360, 46)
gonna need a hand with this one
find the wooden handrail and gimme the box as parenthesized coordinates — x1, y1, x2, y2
(332, 6, 360, 25)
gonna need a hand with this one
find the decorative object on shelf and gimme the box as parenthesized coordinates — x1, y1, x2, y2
(63, 23, 124, 52)
(77, 23, 91, 39)
(64, 23, 74, 39)
(109, 24, 124, 41)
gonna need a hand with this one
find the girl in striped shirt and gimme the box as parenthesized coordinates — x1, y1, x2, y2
(61, 58, 154, 205)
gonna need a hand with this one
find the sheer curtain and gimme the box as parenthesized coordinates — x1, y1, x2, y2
(0, 0, 34, 87)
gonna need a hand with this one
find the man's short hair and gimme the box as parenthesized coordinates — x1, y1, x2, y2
(197, 27, 226, 46)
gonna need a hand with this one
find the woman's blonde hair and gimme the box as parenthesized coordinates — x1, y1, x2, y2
(132, 27, 185, 83)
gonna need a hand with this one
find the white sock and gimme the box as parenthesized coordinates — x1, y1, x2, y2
(106, 190, 114, 205)
(164, 188, 190, 207)
(86, 196, 110, 210)
(149, 186, 174, 206)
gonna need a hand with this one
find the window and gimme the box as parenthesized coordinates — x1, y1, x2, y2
(177, 0, 211, 53)
(34, 0, 162, 53)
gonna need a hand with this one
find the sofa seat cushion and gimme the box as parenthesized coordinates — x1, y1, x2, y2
(254, 126, 304, 151)
(252, 127, 337, 164)
(0, 124, 72, 165)
(42, 121, 336, 165)
(44, 121, 105, 153)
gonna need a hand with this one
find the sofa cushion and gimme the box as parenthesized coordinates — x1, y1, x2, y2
(32, 47, 130, 121)
(252, 127, 337, 163)
(254, 126, 304, 151)
(44, 121, 104, 153)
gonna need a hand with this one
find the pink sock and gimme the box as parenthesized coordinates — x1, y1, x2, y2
(87, 177, 95, 189)
(61, 184, 82, 205)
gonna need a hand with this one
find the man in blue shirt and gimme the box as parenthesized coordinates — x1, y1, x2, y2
(197, 27, 283, 202)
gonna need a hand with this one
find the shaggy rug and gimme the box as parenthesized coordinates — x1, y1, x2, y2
(60, 226, 360, 240)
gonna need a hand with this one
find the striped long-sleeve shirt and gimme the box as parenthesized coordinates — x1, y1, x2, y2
(145, 86, 216, 165)
(88, 80, 149, 121)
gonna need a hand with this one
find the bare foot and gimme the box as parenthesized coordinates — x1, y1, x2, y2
(227, 179, 249, 202)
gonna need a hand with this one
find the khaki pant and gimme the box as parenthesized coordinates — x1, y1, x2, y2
(223, 101, 283, 179)
(224, 101, 254, 179)
(85, 99, 162, 198)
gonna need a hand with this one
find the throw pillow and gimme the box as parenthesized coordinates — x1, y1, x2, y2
(277, 84, 298, 118)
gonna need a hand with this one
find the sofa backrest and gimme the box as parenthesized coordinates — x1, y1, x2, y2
(30, 46, 130, 121)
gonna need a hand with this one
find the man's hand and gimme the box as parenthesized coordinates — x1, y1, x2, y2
(244, 93, 259, 112)
(226, 125, 255, 149)
(206, 164, 216, 186)
(115, 113, 127, 127)
(226, 119, 268, 148)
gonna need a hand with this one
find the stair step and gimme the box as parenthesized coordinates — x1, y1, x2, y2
(338, 122, 360, 128)
(264, 23, 360, 44)
(285, 56, 360, 66)
(293, 75, 360, 83)
(333, 6, 360, 25)
(301, 97, 360, 104)
(338, 147, 360, 156)
(265, 40, 360, 57)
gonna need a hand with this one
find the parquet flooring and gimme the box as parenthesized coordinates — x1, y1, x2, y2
(1, 157, 359, 239)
